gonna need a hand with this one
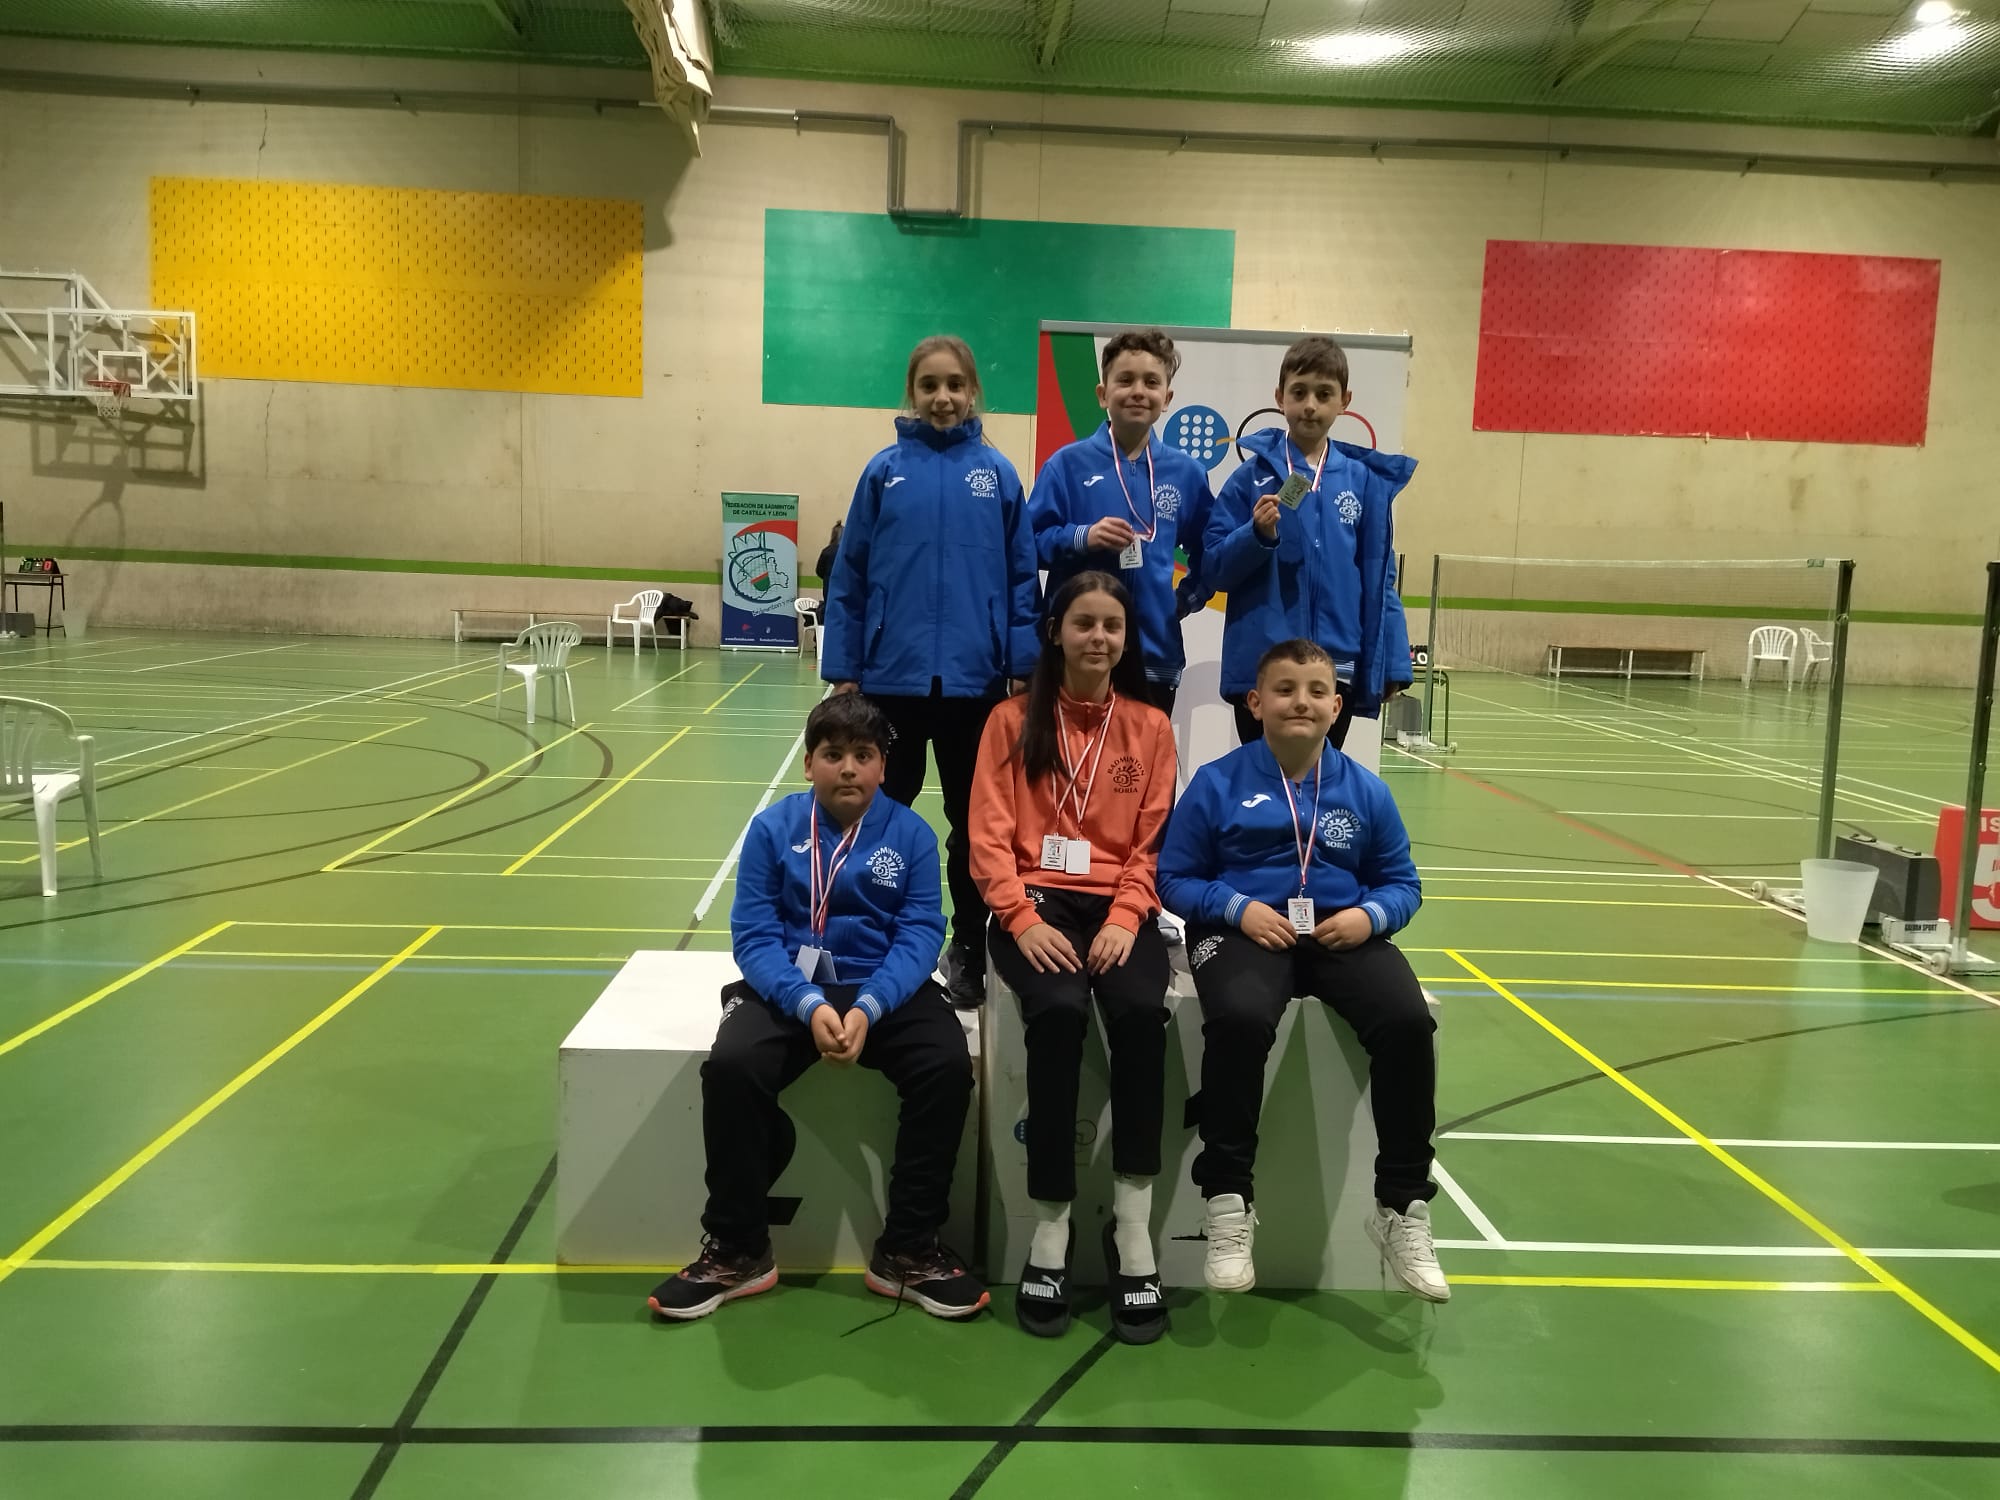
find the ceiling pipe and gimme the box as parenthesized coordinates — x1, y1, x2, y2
(3, 66, 1996, 216)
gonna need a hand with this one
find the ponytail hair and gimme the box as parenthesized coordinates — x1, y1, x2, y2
(1018, 571, 1150, 784)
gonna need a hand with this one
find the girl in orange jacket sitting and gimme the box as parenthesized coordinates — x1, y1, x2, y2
(968, 570, 1178, 1345)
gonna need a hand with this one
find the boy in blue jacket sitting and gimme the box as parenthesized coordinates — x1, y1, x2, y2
(1157, 639, 1445, 1304)
(1202, 335, 1416, 749)
(649, 694, 988, 1323)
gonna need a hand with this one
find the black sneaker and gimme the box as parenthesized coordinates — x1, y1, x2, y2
(1015, 1224, 1074, 1338)
(865, 1238, 991, 1320)
(647, 1238, 777, 1322)
(1102, 1220, 1169, 1345)
(944, 942, 986, 1010)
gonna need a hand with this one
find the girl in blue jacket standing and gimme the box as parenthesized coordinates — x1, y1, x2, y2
(822, 335, 1043, 1007)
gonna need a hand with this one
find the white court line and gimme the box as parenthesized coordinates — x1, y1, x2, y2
(129, 643, 308, 673)
(690, 697, 824, 922)
(612, 658, 707, 712)
(1431, 1160, 1503, 1243)
(1444, 1131, 2000, 1151)
(1556, 811, 1932, 822)
(1434, 1239, 2000, 1260)
(98, 658, 476, 767)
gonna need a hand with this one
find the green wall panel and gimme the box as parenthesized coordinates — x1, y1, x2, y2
(761, 210, 1234, 415)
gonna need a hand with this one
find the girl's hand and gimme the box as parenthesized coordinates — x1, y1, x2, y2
(1314, 908, 1373, 951)
(1086, 923, 1135, 974)
(1017, 922, 1081, 974)
(1239, 900, 1298, 951)
(833, 681, 860, 696)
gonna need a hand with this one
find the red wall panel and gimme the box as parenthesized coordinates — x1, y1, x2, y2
(1473, 240, 1939, 446)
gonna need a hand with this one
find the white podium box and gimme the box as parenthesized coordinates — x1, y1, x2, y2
(557, 950, 979, 1270)
(981, 951, 1438, 1289)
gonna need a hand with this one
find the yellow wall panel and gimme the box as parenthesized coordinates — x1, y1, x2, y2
(149, 176, 643, 397)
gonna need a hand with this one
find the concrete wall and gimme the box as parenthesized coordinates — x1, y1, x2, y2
(2, 39, 1997, 667)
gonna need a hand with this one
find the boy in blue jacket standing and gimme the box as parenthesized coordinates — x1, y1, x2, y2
(1028, 328, 1214, 715)
(823, 335, 1042, 1008)
(1157, 640, 1445, 1304)
(649, 694, 988, 1323)
(1203, 335, 1415, 749)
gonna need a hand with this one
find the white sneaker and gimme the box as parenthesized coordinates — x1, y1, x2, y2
(1202, 1193, 1258, 1291)
(1367, 1199, 1450, 1302)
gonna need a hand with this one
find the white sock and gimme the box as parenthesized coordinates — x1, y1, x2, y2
(1030, 1200, 1071, 1268)
(1112, 1174, 1156, 1276)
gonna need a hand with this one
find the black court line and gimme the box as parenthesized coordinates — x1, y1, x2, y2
(347, 1155, 558, 1500)
(1441, 1002, 1994, 1133)
(949, 1331, 1118, 1498)
(5, 1422, 1997, 1459)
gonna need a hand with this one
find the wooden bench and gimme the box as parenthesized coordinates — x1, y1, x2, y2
(452, 607, 690, 649)
(1547, 644, 1705, 682)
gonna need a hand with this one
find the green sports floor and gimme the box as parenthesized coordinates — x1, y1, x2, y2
(1, 630, 1996, 1499)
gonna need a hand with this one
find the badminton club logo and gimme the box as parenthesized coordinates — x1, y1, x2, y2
(1319, 809, 1358, 851)
(1190, 936, 1223, 970)
(965, 467, 999, 499)
(1107, 755, 1143, 792)
(1164, 406, 1230, 470)
(1152, 483, 1181, 519)
(1334, 490, 1362, 526)
(867, 846, 906, 888)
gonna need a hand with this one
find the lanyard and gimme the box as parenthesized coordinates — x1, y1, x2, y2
(1283, 437, 1330, 496)
(1054, 694, 1117, 838)
(1278, 758, 1322, 895)
(808, 801, 862, 937)
(1109, 435, 1158, 543)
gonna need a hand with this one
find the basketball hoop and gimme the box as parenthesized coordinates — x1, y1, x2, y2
(83, 377, 131, 422)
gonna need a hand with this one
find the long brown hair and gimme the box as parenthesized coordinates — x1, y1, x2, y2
(1018, 571, 1149, 784)
(903, 334, 983, 418)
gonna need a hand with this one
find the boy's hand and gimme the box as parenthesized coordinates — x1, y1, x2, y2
(1087, 517, 1137, 552)
(1239, 901, 1298, 950)
(1017, 922, 1081, 973)
(1314, 908, 1373, 950)
(1009, 678, 1030, 696)
(834, 1007, 870, 1064)
(1252, 495, 1281, 542)
(1086, 923, 1135, 974)
(809, 1005, 846, 1059)
(832, 681, 860, 696)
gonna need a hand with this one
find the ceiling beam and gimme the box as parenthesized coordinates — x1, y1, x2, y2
(476, 0, 526, 38)
(1550, 0, 1694, 94)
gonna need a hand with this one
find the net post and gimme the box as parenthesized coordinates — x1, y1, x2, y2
(1950, 560, 2000, 964)
(1423, 552, 1441, 739)
(1813, 559, 1855, 861)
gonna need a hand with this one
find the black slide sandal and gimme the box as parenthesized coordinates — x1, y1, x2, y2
(1102, 1219, 1169, 1345)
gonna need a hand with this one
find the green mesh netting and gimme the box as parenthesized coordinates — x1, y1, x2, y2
(3, 0, 1998, 136)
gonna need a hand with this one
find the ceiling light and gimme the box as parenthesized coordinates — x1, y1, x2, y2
(1884, 18, 1967, 60)
(1305, 32, 1414, 67)
(1914, 2, 1957, 24)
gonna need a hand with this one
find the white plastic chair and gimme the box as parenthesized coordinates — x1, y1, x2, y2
(1, 695, 103, 898)
(497, 622, 581, 725)
(793, 596, 820, 658)
(1799, 626, 1833, 688)
(1743, 626, 1798, 690)
(608, 589, 665, 655)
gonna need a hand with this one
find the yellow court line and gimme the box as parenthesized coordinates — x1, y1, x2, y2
(1425, 896, 1752, 910)
(3, 717, 417, 864)
(503, 726, 691, 875)
(614, 657, 709, 712)
(380, 657, 527, 702)
(0, 921, 234, 1060)
(1450, 1274, 1888, 1293)
(702, 663, 764, 714)
(342, 868, 709, 882)
(196, 950, 629, 965)
(321, 723, 594, 871)
(1444, 949, 2000, 1376)
(13, 1258, 864, 1276)
(1403, 946, 1903, 966)
(1457, 977, 1960, 998)
(0, 927, 442, 1291)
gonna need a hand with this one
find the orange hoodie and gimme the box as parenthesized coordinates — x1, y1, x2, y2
(968, 688, 1177, 938)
